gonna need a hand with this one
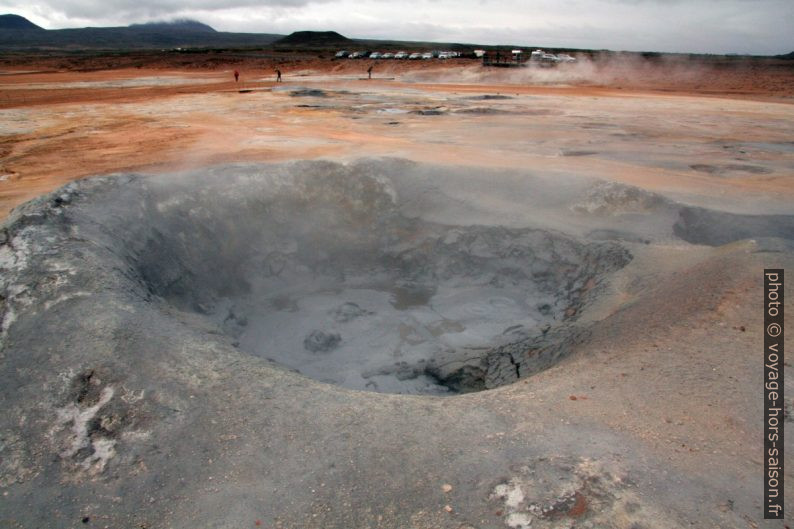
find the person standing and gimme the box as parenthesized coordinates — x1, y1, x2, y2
(367, 65, 373, 80)
(233, 69, 239, 82)
(275, 68, 282, 82)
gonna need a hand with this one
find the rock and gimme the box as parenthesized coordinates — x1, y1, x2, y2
(572, 181, 668, 216)
(303, 330, 341, 352)
(442, 483, 453, 493)
(329, 302, 369, 323)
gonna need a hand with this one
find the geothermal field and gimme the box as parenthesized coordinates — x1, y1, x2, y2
(0, 49, 793, 528)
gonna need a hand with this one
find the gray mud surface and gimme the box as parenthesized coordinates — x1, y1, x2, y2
(1, 158, 792, 528)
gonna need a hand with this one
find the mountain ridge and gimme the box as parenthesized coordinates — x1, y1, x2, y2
(129, 19, 217, 33)
(274, 30, 352, 47)
(0, 13, 44, 30)
(0, 14, 282, 49)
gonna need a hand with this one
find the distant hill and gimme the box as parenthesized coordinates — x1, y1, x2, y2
(776, 51, 794, 60)
(274, 31, 352, 47)
(129, 19, 216, 33)
(0, 14, 43, 30)
(0, 14, 282, 49)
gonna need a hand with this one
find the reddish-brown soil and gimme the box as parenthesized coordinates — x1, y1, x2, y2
(0, 51, 792, 219)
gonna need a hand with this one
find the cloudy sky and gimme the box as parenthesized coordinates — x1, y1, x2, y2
(4, 0, 793, 54)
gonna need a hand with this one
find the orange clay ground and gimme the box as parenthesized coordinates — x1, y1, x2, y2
(0, 53, 792, 219)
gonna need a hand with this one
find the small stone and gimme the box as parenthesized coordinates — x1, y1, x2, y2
(330, 302, 369, 323)
(303, 330, 341, 352)
(444, 505, 453, 513)
(442, 483, 453, 493)
(569, 395, 577, 401)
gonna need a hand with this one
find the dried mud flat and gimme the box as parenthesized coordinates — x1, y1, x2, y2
(0, 56, 793, 528)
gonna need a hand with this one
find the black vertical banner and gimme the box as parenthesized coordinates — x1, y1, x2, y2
(764, 269, 784, 519)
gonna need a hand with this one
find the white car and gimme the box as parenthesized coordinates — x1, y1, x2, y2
(349, 51, 366, 59)
(408, 52, 422, 60)
(369, 52, 382, 59)
(557, 53, 576, 63)
(382, 53, 394, 59)
(394, 51, 408, 59)
(421, 52, 433, 60)
(335, 50, 349, 58)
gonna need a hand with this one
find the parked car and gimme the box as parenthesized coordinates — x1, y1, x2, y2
(557, 53, 577, 63)
(394, 51, 409, 59)
(421, 52, 433, 60)
(369, 52, 382, 59)
(382, 52, 394, 59)
(349, 51, 367, 59)
(530, 51, 562, 64)
(408, 52, 422, 60)
(335, 50, 349, 58)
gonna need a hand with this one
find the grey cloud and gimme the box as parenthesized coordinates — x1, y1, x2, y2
(2, 0, 792, 54)
(51, 0, 321, 20)
(3, 0, 326, 24)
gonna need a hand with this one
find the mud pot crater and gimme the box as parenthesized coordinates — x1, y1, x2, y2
(2, 160, 632, 394)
